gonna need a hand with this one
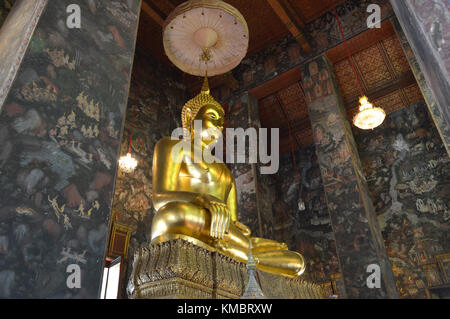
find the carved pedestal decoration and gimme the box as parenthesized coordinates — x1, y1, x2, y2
(127, 239, 324, 299)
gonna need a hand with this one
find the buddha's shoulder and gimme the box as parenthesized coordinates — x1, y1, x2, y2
(217, 162, 233, 181)
(155, 137, 187, 149)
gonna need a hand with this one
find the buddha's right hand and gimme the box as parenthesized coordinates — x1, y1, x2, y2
(234, 221, 251, 237)
(205, 201, 231, 239)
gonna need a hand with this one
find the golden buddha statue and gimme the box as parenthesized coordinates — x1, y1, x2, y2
(150, 77, 305, 278)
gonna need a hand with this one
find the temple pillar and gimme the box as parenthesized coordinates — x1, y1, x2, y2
(0, 0, 141, 298)
(301, 55, 399, 298)
(226, 92, 275, 239)
(390, 1, 450, 156)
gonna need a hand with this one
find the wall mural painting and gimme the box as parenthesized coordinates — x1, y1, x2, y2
(393, 18, 450, 157)
(216, 0, 393, 104)
(407, 0, 450, 77)
(302, 58, 353, 187)
(232, 166, 256, 233)
(306, 0, 393, 51)
(226, 94, 261, 237)
(225, 93, 277, 240)
(257, 172, 275, 239)
(301, 56, 398, 299)
(267, 100, 450, 298)
(274, 147, 340, 285)
(111, 52, 184, 298)
(0, 0, 140, 298)
(354, 102, 450, 298)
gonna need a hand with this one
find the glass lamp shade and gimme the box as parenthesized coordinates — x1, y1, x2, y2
(298, 198, 306, 211)
(118, 153, 137, 173)
(353, 96, 386, 130)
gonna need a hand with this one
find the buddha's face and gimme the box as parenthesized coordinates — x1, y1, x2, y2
(192, 104, 225, 146)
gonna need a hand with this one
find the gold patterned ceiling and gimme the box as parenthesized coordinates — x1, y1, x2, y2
(258, 21, 424, 155)
(330, 24, 423, 119)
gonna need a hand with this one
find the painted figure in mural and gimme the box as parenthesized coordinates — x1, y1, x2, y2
(150, 77, 305, 278)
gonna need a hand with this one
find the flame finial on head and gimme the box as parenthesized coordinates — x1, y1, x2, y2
(201, 73, 210, 95)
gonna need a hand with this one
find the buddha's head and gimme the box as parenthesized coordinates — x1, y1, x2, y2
(182, 77, 225, 145)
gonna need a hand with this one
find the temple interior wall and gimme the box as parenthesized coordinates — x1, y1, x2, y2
(0, 0, 448, 299)
(269, 101, 449, 298)
(112, 45, 449, 298)
(0, 0, 140, 298)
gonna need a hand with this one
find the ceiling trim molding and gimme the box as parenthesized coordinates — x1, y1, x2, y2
(141, 1, 165, 27)
(249, 67, 301, 99)
(326, 20, 396, 64)
(266, 0, 311, 52)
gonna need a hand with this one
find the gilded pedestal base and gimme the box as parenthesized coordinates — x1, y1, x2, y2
(127, 239, 324, 299)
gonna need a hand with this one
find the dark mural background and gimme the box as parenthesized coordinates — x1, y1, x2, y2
(268, 101, 450, 298)
(226, 94, 260, 236)
(111, 50, 184, 298)
(0, 0, 140, 298)
(354, 101, 450, 298)
(300, 56, 397, 299)
(273, 146, 340, 284)
(0, 0, 15, 28)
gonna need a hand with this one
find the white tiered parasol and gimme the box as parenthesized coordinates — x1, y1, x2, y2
(163, 0, 249, 77)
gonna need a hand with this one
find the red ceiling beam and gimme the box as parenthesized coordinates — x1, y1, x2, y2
(326, 20, 396, 64)
(249, 67, 301, 99)
(141, 1, 165, 27)
(266, 0, 311, 52)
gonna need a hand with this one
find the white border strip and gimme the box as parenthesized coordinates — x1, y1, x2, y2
(0, 0, 48, 111)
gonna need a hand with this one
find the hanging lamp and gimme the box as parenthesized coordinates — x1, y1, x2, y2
(333, 6, 385, 130)
(118, 85, 139, 173)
